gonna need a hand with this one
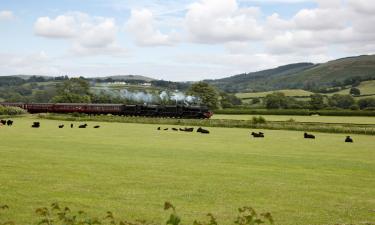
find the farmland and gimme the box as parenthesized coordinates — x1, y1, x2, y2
(1, 117, 374, 225)
(213, 114, 375, 124)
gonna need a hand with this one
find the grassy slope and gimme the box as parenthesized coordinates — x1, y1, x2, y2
(209, 55, 375, 92)
(332, 80, 375, 96)
(284, 55, 375, 85)
(213, 114, 375, 124)
(236, 80, 375, 100)
(236, 89, 314, 99)
(0, 117, 374, 225)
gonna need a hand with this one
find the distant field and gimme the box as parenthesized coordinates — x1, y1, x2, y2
(237, 81, 375, 102)
(0, 117, 374, 225)
(330, 80, 375, 96)
(236, 89, 313, 99)
(213, 114, 375, 124)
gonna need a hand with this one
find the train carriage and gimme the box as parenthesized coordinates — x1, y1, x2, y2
(0, 102, 213, 119)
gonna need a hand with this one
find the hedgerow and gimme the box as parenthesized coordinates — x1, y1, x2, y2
(214, 109, 375, 117)
(0, 106, 27, 116)
(0, 202, 274, 225)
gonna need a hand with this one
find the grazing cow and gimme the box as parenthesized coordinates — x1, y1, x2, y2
(185, 127, 194, 132)
(94, 125, 100, 128)
(304, 132, 315, 139)
(157, 127, 161, 130)
(0, 120, 6, 125)
(197, 127, 210, 134)
(164, 128, 169, 131)
(251, 132, 264, 138)
(180, 127, 194, 132)
(6, 120, 13, 126)
(79, 124, 88, 128)
(345, 136, 353, 143)
(70, 124, 73, 128)
(172, 128, 178, 131)
(31, 122, 40, 128)
(58, 125, 64, 128)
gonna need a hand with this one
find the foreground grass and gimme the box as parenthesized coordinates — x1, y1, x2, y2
(213, 114, 375, 125)
(0, 117, 374, 225)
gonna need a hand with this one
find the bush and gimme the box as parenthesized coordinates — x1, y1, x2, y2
(0, 106, 27, 115)
(252, 116, 266, 124)
(350, 105, 360, 110)
(0, 202, 274, 225)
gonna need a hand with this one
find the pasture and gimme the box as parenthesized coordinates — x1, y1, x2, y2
(236, 89, 313, 99)
(213, 114, 375, 125)
(0, 117, 374, 225)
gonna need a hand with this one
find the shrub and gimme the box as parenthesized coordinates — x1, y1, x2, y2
(0, 106, 27, 115)
(0, 202, 274, 225)
(252, 116, 266, 124)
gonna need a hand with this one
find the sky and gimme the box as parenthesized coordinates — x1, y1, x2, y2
(0, 0, 375, 81)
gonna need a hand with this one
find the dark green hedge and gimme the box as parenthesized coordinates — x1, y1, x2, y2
(214, 109, 375, 116)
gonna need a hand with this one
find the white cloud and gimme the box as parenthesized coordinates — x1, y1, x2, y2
(34, 15, 76, 38)
(34, 12, 125, 56)
(185, 0, 263, 43)
(0, 10, 15, 21)
(126, 9, 176, 46)
(0, 51, 61, 75)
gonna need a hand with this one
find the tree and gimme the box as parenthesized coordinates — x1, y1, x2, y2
(219, 92, 242, 108)
(52, 78, 92, 103)
(309, 94, 325, 110)
(350, 87, 361, 96)
(328, 94, 355, 109)
(357, 98, 375, 110)
(252, 98, 260, 105)
(264, 92, 288, 109)
(187, 82, 219, 109)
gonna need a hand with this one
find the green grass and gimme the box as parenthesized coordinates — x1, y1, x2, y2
(0, 117, 374, 225)
(329, 80, 375, 96)
(236, 89, 313, 99)
(213, 114, 375, 124)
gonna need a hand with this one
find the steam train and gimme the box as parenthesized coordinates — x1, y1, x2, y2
(0, 103, 213, 119)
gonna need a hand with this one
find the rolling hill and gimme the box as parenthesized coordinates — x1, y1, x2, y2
(206, 55, 375, 93)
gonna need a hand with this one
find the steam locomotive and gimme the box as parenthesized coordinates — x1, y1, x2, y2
(0, 103, 213, 119)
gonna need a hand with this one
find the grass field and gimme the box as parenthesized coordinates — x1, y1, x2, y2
(236, 89, 314, 99)
(0, 117, 374, 225)
(213, 114, 375, 124)
(331, 80, 375, 96)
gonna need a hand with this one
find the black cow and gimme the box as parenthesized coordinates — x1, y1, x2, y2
(79, 124, 88, 128)
(304, 132, 315, 139)
(157, 127, 161, 130)
(31, 122, 40, 128)
(58, 125, 64, 128)
(164, 128, 169, 131)
(345, 136, 353, 143)
(0, 120, 6, 125)
(180, 127, 194, 132)
(197, 127, 210, 134)
(251, 132, 264, 138)
(172, 128, 178, 131)
(94, 125, 100, 128)
(6, 120, 13, 126)
(70, 123, 73, 128)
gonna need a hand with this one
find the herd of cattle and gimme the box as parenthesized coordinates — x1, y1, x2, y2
(1, 120, 100, 129)
(250, 131, 353, 143)
(157, 126, 354, 142)
(1, 119, 354, 142)
(157, 126, 210, 133)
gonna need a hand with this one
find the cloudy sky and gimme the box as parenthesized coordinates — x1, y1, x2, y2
(0, 0, 374, 81)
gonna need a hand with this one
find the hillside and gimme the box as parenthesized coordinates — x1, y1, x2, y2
(207, 55, 375, 92)
(93, 75, 155, 82)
